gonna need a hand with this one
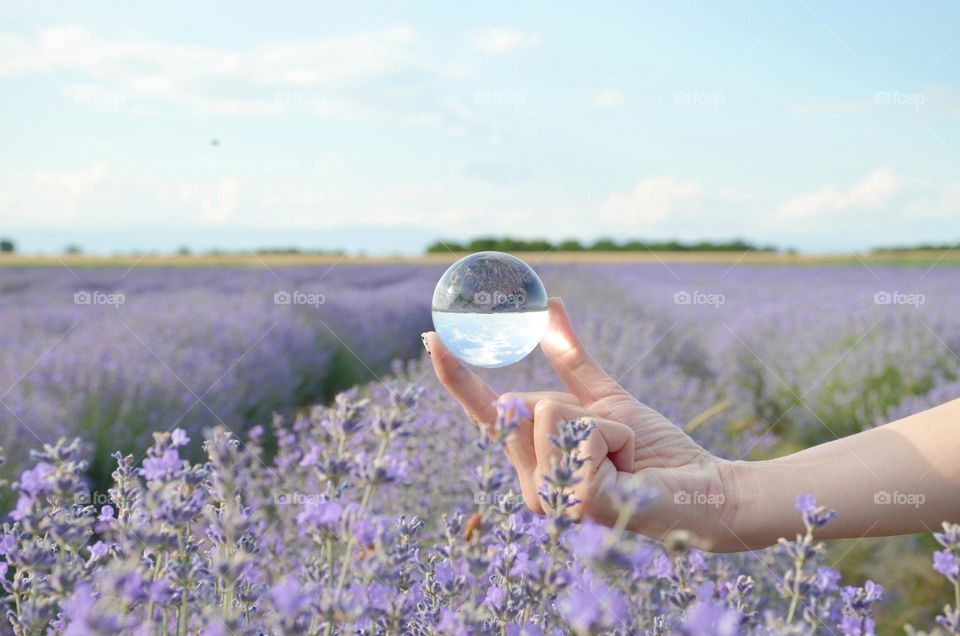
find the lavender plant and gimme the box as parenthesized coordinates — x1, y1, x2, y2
(0, 387, 953, 635)
(2, 262, 959, 632)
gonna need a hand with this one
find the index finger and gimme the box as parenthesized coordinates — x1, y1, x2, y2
(425, 331, 499, 426)
(539, 298, 629, 405)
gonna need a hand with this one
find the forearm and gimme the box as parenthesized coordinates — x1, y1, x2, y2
(721, 398, 960, 551)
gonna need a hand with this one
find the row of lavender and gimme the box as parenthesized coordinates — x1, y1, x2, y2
(0, 265, 437, 485)
(1, 376, 957, 634)
(2, 262, 957, 481)
(1, 262, 959, 632)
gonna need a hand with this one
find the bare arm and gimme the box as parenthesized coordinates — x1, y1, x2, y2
(721, 399, 960, 551)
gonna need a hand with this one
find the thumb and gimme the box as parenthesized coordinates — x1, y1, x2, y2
(540, 297, 628, 405)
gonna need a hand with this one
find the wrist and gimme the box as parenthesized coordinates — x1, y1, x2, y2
(712, 458, 771, 552)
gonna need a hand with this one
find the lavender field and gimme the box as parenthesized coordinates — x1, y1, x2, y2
(2, 262, 959, 634)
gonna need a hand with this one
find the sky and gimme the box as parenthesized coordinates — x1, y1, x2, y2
(0, 0, 958, 255)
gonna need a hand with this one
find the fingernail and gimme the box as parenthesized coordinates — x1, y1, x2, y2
(421, 332, 431, 356)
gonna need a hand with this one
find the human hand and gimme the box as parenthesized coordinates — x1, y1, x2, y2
(424, 298, 738, 550)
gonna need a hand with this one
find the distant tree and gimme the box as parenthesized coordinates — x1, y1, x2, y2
(590, 238, 620, 251)
(64, 244, 82, 255)
(621, 239, 650, 251)
(0, 238, 14, 253)
(556, 239, 583, 251)
(871, 242, 959, 253)
(466, 237, 500, 252)
(255, 247, 303, 255)
(424, 236, 779, 254)
(176, 246, 192, 256)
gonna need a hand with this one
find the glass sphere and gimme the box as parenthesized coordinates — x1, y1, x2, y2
(431, 251, 549, 368)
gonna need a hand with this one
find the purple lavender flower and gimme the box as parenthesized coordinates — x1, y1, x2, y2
(653, 553, 674, 579)
(794, 493, 836, 528)
(937, 605, 960, 633)
(140, 448, 181, 481)
(681, 600, 742, 636)
(0, 533, 13, 555)
(935, 522, 960, 550)
(483, 584, 506, 611)
(494, 395, 531, 440)
(170, 428, 190, 447)
(295, 500, 343, 531)
(88, 541, 109, 559)
(933, 550, 959, 582)
(10, 495, 32, 521)
(814, 566, 841, 592)
(270, 576, 306, 614)
(506, 622, 545, 636)
(15, 461, 55, 498)
(558, 571, 629, 633)
(839, 614, 875, 636)
(838, 581, 883, 635)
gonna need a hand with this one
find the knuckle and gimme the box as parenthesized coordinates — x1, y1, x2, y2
(533, 398, 561, 422)
(498, 392, 525, 407)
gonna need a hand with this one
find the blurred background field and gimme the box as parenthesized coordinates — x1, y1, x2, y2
(2, 257, 957, 629)
(6, 248, 960, 267)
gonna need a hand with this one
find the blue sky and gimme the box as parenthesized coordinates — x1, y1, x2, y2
(1, 1, 958, 254)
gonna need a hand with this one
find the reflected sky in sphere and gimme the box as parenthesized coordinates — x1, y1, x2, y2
(431, 310, 550, 368)
(431, 251, 549, 368)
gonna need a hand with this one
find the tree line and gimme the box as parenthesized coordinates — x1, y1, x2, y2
(426, 237, 777, 253)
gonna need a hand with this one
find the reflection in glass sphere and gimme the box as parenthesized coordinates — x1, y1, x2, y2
(431, 251, 549, 368)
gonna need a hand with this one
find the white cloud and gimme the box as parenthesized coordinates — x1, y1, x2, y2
(903, 182, 960, 219)
(604, 176, 703, 225)
(0, 24, 462, 117)
(778, 168, 902, 219)
(468, 28, 539, 55)
(591, 88, 626, 108)
(0, 163, 107, 226)
(0, 164, 247, 229)
(200, 179, 240, 225)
